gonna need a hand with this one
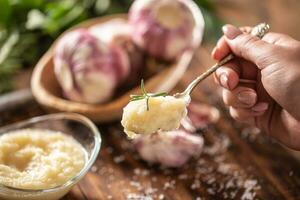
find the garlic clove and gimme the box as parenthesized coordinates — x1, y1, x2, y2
(74, 71, 116, 104)
(187, 102, 220, 129)
(133, 129, 204, 167)
(54, 59, 74, 92)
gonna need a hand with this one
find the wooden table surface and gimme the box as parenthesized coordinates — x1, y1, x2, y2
(1, 0, 300, 199)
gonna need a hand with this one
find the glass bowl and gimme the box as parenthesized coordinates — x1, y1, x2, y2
(0, 113, 101, 200)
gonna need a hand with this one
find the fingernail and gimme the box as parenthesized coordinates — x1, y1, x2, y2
(237, 91, 257, 105)
(222, 25, 241, 40)
(252, 102, 269, 112)
(211, 47, 217, 57)
(220, 73, 229, 89)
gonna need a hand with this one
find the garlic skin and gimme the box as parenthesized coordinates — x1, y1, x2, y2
(187, 102, 220, 129)
(89, 19, 132, 45)
(89, 19, 144, 83)
(129, 0, 196, 61)
(133, 130, 204, 167)
(54, 29, 130, 103)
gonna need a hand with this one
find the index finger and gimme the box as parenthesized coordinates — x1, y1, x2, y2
(212, 36, 230, 60)
(211, 26, 253, 61)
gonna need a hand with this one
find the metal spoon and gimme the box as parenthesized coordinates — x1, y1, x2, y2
(174, 23, 270, 100)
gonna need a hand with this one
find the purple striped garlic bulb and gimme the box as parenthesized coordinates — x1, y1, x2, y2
(89, 19, 144, 82)
(129, 0, 196, 61)
(54, 29, 130, 103)
(188, 102, 220, 130)
(133, 129, 204, 167)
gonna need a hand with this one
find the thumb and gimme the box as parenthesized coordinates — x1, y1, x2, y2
(222, 24, 273, 69)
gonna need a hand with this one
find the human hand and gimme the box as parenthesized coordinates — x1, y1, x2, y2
(212, 24, 300, 150)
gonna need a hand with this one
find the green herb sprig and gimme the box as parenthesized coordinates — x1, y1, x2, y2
(130, 79, 167, 111)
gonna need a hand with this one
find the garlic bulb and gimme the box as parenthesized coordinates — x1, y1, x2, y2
(133, 130, 204, 167)
(129, 0, 196, 61)
(54, 29, 130, 103)
(187, 102, 220, 129)
(131, 102, 220, 167)
(89, 19, 144, 83)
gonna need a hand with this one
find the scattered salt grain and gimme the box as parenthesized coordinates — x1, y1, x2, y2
(204, 135, 231, 155)
(114, 155, 126, 163)
(142, 169, 150, 176)
(225, 178, 235, 189)
(158, 194, 164, 200)
(130, 181, 143, 191)
(241, 127, 261, 142)
(90, 165, 98, 173)
(207, 188, 215, 195)
(230, 190, 238, 199)
(207, 177, 216, 185)
(190, 179, 201, 190)
(244, 179, 257, 188)
(145, 187, 158, 196)
(217, 164, 232, 175)
(133, 168, 149, 177)
(134, 168, 141, 175)
(126, 193, 153, 200)
(217, 183, 224, 192)
(163, 180, 176, 190)
(107, 147, 114, 154)
(178, 174, 188, 180)
(241, 191, 256, 200)
(99, 167, 107, 175)
(241, 179, 259, 200)
(214, 155, 226, 163)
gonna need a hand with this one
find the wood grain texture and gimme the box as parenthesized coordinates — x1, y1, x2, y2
(1, 47, 299, 200)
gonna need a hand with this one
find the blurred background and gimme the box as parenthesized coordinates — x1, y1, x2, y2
(0, 0, 299, 95)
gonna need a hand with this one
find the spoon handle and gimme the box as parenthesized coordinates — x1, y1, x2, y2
(180, 23, 270, 97)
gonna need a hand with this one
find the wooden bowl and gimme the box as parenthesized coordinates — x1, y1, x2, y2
(31, 3, 204, 123)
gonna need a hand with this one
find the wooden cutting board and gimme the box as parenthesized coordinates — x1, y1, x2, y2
(1, 47, 299, 200)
